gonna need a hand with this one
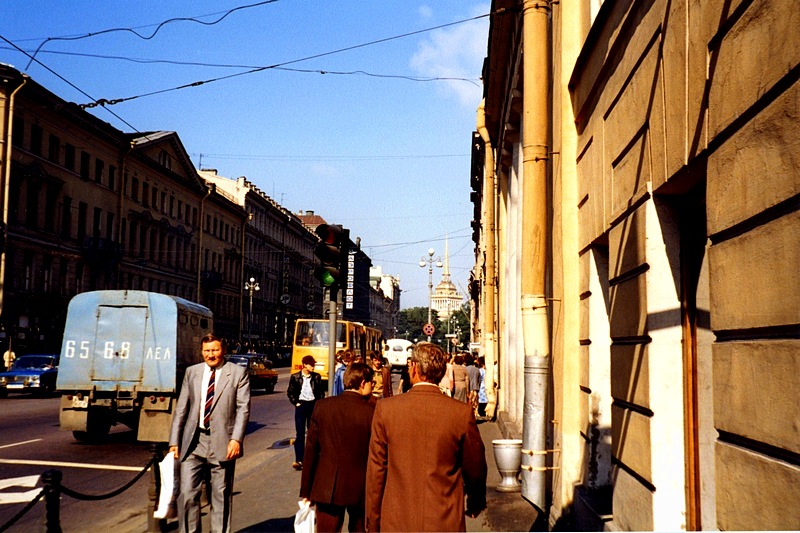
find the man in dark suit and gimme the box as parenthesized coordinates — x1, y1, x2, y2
(300, 363, 375, 532)
(365, 342, 486, 532)
(169, 334, 251, 533)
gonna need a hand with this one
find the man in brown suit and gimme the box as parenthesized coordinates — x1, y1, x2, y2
(300, 363, 376, 532)
(365, 342, 487, 532)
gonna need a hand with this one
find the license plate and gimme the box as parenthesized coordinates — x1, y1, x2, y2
(72, 397, 89, 408)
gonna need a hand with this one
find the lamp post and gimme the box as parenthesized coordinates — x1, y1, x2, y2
(419, 247, 442, 341)
(244, 277, 260, 348)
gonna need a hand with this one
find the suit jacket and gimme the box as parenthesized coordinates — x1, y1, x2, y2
(300, 391, 375, 506)
(169, 360, 251, 462)
(365, 384, 487, 532)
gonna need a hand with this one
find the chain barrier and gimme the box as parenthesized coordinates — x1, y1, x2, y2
(0, 453, 158, 532)
(0, 489, 45, 533)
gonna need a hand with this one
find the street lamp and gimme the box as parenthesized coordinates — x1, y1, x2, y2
(419, 247, 442, 341)
(244, 277, 260, 347)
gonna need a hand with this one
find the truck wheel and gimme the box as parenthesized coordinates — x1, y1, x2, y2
(73, 411, 112, 442)
(265, 382, 275, 394)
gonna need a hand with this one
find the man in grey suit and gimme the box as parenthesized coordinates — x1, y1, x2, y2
(169, 334, 251, 533)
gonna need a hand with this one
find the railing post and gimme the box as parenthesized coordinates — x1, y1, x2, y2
(42, 469, 62, 533)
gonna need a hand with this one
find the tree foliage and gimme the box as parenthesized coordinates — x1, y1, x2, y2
(398, 302, 471, 349)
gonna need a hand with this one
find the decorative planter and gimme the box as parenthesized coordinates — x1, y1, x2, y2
(492, 438, 523, 492)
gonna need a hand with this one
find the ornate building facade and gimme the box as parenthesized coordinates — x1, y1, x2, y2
(472, 0, 799, 530)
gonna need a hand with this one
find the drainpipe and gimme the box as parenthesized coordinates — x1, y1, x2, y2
(115, 143, 132, 288)
(519, 0, 551, 513)
(196, 183, 214, 303)
(0, 73, 27, 317)
(476, 99, 498, 419)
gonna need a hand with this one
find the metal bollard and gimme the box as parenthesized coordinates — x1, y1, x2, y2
(42, 469, 63, 533)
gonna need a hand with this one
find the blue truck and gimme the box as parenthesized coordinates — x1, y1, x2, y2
(57, 290, 213, 442)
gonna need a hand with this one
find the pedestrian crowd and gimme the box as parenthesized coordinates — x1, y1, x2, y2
(165, 335, 488, 533)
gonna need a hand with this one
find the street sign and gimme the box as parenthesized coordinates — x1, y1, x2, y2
(423, 323, 435, 336)
(280, 294, 290, 305)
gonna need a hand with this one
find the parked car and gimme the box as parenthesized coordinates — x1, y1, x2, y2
(227, 354, 278, 393)
(0, 354, 59, 397)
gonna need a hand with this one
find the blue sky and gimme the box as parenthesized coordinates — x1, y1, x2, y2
(0, 1, 489, 309)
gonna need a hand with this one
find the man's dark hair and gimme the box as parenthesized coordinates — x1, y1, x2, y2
(343, 362, 374, 390)
(410, 342, 447, 384)
(301, 355, 316, 366)
(464, 353, 475, 365)
(201, 333, 227, 352)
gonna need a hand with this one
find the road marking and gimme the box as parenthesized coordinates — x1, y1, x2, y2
(0, 439, 42, 450)
(0, 459, 142, 472)
(0, 475, 41, 505)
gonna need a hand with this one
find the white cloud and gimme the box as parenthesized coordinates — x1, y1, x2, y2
(410, 3, 489, 108)
(418, 5, 434, 19)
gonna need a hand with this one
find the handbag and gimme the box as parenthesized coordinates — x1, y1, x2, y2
(294, 500, 316, 533)
(154, 453, 178, 519)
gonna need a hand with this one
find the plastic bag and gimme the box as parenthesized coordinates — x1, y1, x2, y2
(154, 453, 178, 519)
(294, 500, 316, 533)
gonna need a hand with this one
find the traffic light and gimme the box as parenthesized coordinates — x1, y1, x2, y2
(313, 224, 349, 297)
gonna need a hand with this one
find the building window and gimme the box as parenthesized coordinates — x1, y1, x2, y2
(106, 212, 114, 240)
(48, 134, 60, 163)
(60, 259, 69, 296)
(170, 196, 175, 217)
(139, 225, 146, 258)
(24, 253, 33, 291)
(142, 182, 150, 207)
(131, 177, 139, 202)
(95, 158, 104, 184)
(108, 165, 116, 191)
(61, 196, 72, 238)
(77, 202, 87, 242)
(12, 117, 23, 147)
(30, 124, 43, 156)
(43, 257, 52, 293)
(45, 187, 57, 232)
(80, 151, 90, 180)
(93, 207, 102, 238)
(26, 180, 39, 227)
(161, 191, 167, 214)
(64, 144, 75, 172)
(128, 221, 137, 254)
(151, 188, 158, 210)
(75, 262, 85, 293)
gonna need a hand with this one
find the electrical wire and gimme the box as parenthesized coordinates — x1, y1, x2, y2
(24, 0, 280, 69)
(73, 11, 494, 109)
(1, 47, 482, 86)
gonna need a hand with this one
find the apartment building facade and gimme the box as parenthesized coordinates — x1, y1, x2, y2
(0, 65, 245, 350)
(472, 0, 799, 530)
(200, 170, 321, 352)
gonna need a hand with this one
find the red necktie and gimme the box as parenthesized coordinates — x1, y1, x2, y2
(203, 369, 215, 428)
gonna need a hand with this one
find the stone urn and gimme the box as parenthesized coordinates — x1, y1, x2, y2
(492, 438, 523, 492)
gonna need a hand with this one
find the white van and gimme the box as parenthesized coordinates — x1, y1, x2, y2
(383, 338, 413, 370)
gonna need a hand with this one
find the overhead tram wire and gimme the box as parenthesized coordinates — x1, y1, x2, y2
(0, 47, 481, 87)
(72, 10, 498, 109)
(0, 33, 142, 135)
(24, 0, 281, 69)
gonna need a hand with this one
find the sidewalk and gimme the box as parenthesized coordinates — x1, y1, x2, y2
(467, 419, 540, 532)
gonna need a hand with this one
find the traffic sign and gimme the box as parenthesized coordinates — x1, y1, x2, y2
(280, 294, 290, 305)
(423, 323, 435, 336)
